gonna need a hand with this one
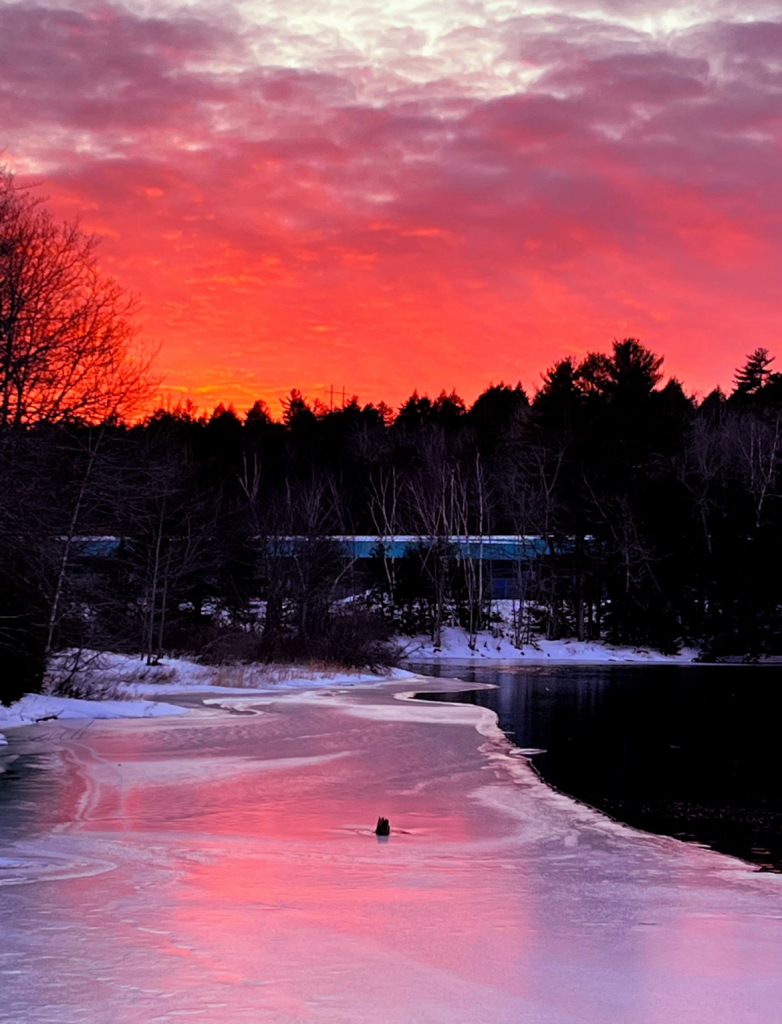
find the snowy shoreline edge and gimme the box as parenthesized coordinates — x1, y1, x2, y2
(0, 654, 413, 750)
(3, 630, 772, 750)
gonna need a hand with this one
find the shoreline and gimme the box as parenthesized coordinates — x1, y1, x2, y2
(3, 636, 775, 750)
(407, 656, 776, 667)
(411, 666, 782, 874)
(0, 653, 415, 750)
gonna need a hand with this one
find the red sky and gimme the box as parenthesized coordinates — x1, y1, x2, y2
(3, 0, 781, 415)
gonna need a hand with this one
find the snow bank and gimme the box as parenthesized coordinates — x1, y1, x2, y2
(46, 650, 412, 696)
(0, 652, 414, 747)
(45, 650, 215, 694)
(402, 625, 698, 664)
(0, 692, 187, 745)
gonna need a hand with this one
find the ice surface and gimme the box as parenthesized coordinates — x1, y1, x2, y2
(0, 678, 780, 1023)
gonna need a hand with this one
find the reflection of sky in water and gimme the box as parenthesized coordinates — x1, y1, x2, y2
(1, 684, 781, 1023)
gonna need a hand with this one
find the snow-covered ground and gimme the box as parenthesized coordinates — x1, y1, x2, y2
(1, 677, 780, 1023)
(0, 692, 188, 745)
(45, 649, 400, 695)
(0, 652, 410, 748)
(402, 624, 699, 664)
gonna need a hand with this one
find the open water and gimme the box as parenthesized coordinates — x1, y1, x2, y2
(413, 664, 782, 870)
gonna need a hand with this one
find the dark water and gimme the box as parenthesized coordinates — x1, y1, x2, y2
(413, 664, 782, 871)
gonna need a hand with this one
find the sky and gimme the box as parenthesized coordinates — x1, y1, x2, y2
(2, 0, 781, 414)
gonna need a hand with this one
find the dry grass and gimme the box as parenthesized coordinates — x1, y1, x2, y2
(208, 659, 373, 689)
(45, 650, 181, 699)
(118, 663, 179, 686)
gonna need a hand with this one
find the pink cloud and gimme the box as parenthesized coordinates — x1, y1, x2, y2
(2, 0, 781, 410)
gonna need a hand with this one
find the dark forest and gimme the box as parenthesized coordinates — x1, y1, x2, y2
(3, 338, 782, 704)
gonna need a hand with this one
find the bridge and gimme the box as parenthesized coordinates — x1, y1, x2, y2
(70, 534, 553, 560)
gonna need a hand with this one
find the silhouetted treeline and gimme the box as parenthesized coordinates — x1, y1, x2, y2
(3, 339, 782, 702)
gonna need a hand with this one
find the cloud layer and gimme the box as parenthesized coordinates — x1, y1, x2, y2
(2, 0, 781, 410)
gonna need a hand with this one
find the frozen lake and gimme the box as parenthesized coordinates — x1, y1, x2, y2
(1, 678, 781, 1023)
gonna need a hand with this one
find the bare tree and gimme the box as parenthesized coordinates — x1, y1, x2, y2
(730, 410, 782, 530)
(0, 168, 152, 427)
(405, 428, 459, 648)
(682, 415, 726, 557)
(44, 427, 104, 656)
(451, 453, 492, 648)
(284, 471, 357, 640)
(368, 466, 401, 614)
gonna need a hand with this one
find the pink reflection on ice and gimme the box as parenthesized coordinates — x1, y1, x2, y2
(1, 684, 781, 1024)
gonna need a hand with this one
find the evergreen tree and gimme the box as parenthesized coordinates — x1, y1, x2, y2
(732, 347, 774, 398)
